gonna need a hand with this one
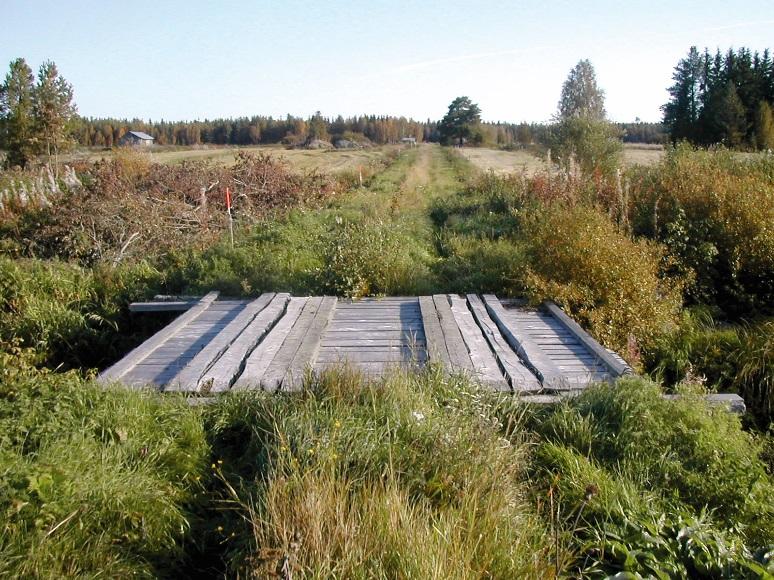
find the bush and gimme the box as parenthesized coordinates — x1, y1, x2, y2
(316, 216, 436, 297)
(628, 145, 774, 315)
(520, 203, 683, 359)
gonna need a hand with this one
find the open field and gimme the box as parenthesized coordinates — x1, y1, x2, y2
(457, 147, 548, 175)
(64, 145, 392, 172)
(458, 143, 665, 175)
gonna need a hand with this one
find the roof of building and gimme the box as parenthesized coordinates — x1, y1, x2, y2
(127, 131, 154, 140)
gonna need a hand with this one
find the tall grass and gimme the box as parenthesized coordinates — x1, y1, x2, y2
(0, 351, 209, 577)
(201, 367, 554, 578)
(521, 378, 774, 577)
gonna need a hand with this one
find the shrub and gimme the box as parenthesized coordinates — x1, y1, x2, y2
(316, 217, 436, 297)
(520, 203, 683, 359)
(628, 145, 774, 315)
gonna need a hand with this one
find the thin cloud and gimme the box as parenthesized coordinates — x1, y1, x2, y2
(702, 19, 774, 32)
(393, 46, 554, 73)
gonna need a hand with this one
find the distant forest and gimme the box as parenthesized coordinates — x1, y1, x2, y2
(71, 114, 666, 149)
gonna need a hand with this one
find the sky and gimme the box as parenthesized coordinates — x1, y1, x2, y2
(4, 1, 774, 124)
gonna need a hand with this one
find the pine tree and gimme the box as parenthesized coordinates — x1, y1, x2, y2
(438, 96, 481, 146)
(32, 61, 76, 173)
(0, 58, 36, 168)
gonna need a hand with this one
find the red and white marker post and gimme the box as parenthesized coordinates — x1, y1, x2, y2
(226, 186, 234, 248)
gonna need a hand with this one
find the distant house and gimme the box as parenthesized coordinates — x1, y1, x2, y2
(400, 137, 417, 147)
(118, 131, 155, 147)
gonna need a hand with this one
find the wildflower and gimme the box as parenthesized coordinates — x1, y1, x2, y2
(412, 411, 425, 422)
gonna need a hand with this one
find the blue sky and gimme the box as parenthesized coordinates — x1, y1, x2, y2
(4, 1, 774, 123)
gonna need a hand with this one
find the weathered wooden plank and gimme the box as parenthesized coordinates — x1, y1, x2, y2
(129, 301, 197, 312)
(199, 293, 291, 393)
(449, 295, 509, 391)
(466, 294, 542, 392)
(432, 294, 474, 372)
(419, 296, 451, 367)
(327, 324, 424, 332)
(232, 297, 308, 391)
(317, 350, 426, 363)
(323, 330, 425, 340)
(543, 301, 633, 378)
(482, 294, 568, 391)
(259, 297, 323, 391)
(321, 340, 425, 348)
(99, 291, 220, 385)
(282, 296, 338, 391)
(164, 293, 276, 393)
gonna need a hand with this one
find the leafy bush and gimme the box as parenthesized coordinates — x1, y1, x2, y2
(316, 217, 436, 297)
(520, 203, 683, 359)
(549, 117, 623, 177)
(628, 145, 774, 315)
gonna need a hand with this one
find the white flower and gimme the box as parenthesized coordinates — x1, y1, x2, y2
(411, 411, 425, 422)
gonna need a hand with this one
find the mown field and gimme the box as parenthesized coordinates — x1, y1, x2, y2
(458, 143, 663, 175)
(0, 143, 773, 577)
(63, 144, 390, 173)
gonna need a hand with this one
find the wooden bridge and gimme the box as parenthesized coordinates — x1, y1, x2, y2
(100, 293, 638, 400)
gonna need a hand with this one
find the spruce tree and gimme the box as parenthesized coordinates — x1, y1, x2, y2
(755, 100, 774, 150)
(663, 47, 704, 142)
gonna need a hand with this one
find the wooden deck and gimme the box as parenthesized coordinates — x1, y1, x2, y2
(100, 293, 638, 395)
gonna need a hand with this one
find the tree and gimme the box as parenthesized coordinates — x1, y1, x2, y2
(663, 47, 704, 142)
(439, 96, 481, 146)
(0, 58, 36, 168)
(307, 111, 328, 142)
(755, 100, 774, 150)
(557, 59, 606, 121)
(551, 60, 621, 176)
(700, 82, 747, 146)
(31, 61, 76, 172)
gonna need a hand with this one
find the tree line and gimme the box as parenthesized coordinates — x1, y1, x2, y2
(663, 46, 774, 149)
